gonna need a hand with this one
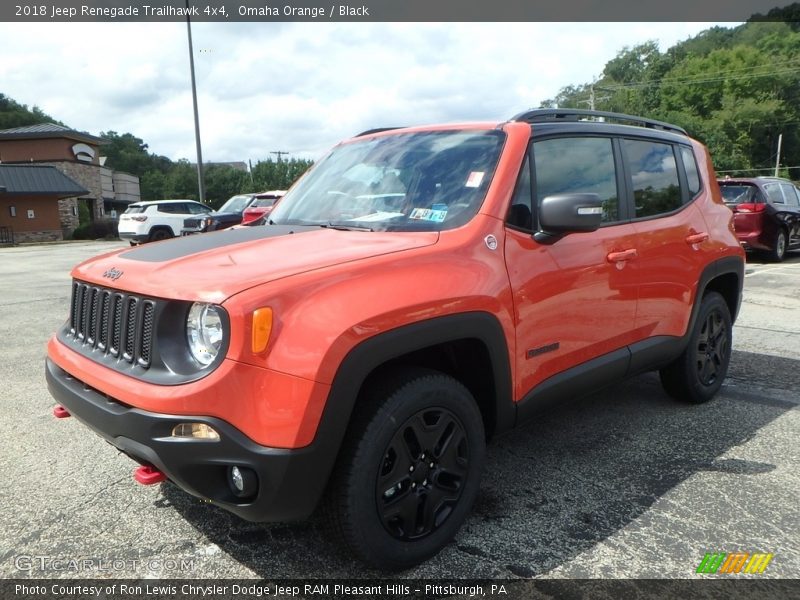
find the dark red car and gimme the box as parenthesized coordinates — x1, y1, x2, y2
(718, 176, 800, 261)
(240, 190, 286, 225)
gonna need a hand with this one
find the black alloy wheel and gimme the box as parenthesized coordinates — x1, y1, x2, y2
(376, 406, 469, 541)
(660, 291, 733, 404)
(324, 368, 485, 570)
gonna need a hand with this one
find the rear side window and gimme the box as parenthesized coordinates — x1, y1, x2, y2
(533, 137, 619, 223)
(763, 183, 784, 204)
(623, 139, 681, 218)
(680, 146, 701, 195)
(157, 203, 184, 214)
(779, 183, 800, 206)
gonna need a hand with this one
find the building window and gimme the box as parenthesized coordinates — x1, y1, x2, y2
(9, 206, 15, 218)
(72, 205, 78, 216)
(27, 209, 35, 219)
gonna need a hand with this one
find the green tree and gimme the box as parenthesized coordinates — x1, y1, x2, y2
(163, 160, 198, 201)
(0, 94, 63, 129)
(204, 165, 251, 209)
(251, 157, 313, 190)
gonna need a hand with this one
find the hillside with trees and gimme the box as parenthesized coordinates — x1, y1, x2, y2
(0, 94, 64, 129)
(542, 10, 800, 178)
(97, 131, 312, 208)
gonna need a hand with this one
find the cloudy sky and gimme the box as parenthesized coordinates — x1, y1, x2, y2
(1, 22, 739, 163)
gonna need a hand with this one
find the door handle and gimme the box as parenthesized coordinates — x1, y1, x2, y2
(606, 249, 638, 262)
(686, 232, 709, 245)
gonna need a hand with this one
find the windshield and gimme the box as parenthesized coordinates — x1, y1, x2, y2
(269, 130, 505, 231)
(719, 184, 757, 205)
(218, 194, 253, 213)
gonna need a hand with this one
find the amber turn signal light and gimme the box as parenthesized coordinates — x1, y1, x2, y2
(252, 307, 273, 353)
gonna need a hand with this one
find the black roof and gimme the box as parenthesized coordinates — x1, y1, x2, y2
(0, 164, 89, 197)
(0, 123, 106, 145)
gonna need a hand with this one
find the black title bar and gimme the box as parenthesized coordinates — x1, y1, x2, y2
(1, 0, 797, 22)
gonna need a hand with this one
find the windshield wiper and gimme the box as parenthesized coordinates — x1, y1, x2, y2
(320, 222, 374, 232)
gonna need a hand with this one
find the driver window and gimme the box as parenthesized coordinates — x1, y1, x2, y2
(533, 137, 619, 223)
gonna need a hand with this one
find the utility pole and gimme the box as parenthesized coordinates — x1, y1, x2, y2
(186, 0, 205, 203)
(774, 133, 783, 177)
(579, 79, 611, 112)
(270, 151, 290, 161)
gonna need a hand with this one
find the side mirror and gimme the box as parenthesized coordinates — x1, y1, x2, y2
(534, 193, 603, 243)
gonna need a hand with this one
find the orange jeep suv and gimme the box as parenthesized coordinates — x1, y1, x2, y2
(46, 109, 745, 569)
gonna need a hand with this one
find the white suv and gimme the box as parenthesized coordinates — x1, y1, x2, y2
(118, 200, 212, 244)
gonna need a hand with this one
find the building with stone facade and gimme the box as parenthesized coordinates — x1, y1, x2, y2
(0, 164, 88, 243)
(0, 123, 140, 240)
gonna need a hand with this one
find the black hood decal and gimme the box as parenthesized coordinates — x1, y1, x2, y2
(120, 225, 316, 263)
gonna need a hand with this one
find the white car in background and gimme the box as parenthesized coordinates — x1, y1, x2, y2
(118, 200, 212, 245)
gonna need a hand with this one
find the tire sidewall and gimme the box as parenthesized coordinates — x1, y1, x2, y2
(344, 376, 485, 569)
(775, 230, 786, 261)
(684, 292, 732, 402)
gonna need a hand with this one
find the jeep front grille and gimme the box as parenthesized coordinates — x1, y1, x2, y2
(68, 281, 157, 368)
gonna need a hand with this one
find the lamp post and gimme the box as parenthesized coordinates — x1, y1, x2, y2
(186, 0, 205, 204)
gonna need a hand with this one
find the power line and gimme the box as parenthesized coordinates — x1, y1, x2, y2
(598, 62, 800, 91)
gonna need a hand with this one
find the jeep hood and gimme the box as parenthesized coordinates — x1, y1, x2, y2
(72, 225, 439, 303)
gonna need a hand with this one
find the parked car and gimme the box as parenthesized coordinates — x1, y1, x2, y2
(240, 191, 287, 225)
(718, 176, 800, 261)
(182, 192, 278, 234)
(47, 109, 744, 570)
(118, 199, 212, 245)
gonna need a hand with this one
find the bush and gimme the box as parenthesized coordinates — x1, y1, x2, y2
(70, 218, 119, 240)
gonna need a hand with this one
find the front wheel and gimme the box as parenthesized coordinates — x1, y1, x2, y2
(324, 368, 485, 570)
(659, 291, 732, 403)
(768, 228, 787, 262)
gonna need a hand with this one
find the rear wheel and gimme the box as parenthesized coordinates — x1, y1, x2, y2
(325, 368, 485, 570)
(149, 228, 172, 242)
(768, 228, 787, 262)
(659, 291, 732, 404)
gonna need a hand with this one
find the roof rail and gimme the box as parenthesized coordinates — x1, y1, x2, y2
(355, 127, 405, 137)
(511, 108, 687, 135)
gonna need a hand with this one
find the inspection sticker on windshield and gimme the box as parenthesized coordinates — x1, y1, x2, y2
(465, 171, 485, 188)
(410, 208, 447, 222)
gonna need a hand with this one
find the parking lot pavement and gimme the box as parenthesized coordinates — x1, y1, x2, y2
(0, 242, 797, 580)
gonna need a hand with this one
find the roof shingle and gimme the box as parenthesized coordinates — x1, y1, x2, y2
(0, 164, 89, 197)
(0, 123, 106, 144)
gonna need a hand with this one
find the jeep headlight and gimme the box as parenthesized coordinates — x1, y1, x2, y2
(186, 303, 225, 367)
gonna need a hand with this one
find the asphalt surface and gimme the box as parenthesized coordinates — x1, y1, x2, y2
(0, 241, 797, 580)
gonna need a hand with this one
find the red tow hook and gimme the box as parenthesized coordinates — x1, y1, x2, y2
(53, 405, 71, 418)
(134, 465, 167, 485)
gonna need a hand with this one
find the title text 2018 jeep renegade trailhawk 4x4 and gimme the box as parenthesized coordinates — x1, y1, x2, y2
(46, 109, 745, 569)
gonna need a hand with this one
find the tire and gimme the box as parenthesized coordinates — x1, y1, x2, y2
(659, 291, 732, 404)
(324, 368, 485, 570)
(768, 228, 787, 262)
(149, 228, 172, 242)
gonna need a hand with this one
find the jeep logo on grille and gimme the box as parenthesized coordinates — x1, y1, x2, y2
(102, 267, 124, 281)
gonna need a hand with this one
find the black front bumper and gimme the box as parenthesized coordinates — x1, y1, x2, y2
(45, 358, 328, 522)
